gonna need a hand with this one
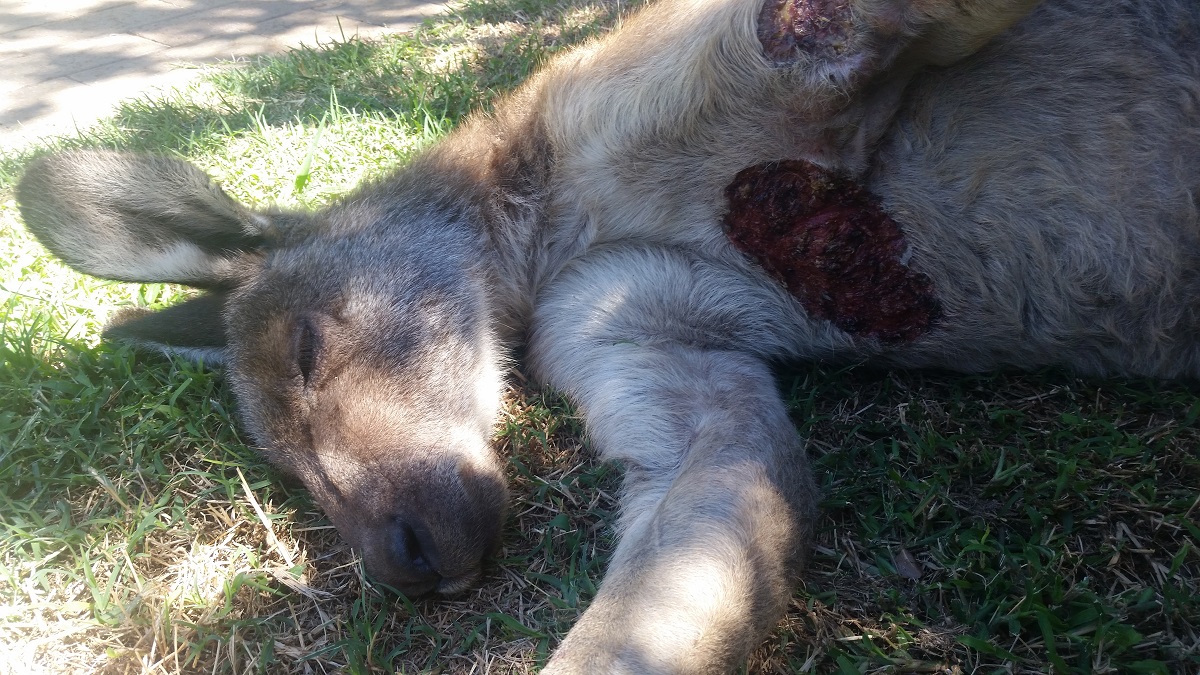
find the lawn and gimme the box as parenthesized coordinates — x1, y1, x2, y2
(1, 0, 1197, 673)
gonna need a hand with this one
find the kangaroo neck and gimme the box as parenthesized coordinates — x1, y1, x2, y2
(396, 79, 561, 346)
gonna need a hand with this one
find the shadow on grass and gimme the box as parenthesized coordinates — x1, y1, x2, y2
(779, 362, 1200, 671)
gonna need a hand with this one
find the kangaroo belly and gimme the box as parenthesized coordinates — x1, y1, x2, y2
(868, 0, 1200, 376)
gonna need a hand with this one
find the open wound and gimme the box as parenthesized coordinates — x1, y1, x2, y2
(758, 0, 854, 64)
(724, 160, 941, 343)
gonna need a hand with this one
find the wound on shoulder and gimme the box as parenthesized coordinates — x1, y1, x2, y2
(723, 160, 941, 343)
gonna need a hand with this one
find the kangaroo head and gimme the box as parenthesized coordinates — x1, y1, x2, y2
(16, 151, 508, 596)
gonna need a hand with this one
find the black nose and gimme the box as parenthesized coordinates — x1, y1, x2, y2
(389, 519, 441, 591)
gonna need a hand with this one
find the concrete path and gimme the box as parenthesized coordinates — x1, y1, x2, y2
(0, 0, 450, 151)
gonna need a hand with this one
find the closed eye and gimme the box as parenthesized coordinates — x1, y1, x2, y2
(297, 318, 319, 385)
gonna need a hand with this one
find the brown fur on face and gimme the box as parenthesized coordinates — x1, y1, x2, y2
(223, 219, 511, 596)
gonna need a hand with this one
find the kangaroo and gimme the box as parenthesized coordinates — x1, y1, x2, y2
(15, 0, 1200, 671)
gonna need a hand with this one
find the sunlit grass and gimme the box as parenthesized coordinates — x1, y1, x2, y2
(1, 0, 1197, 672)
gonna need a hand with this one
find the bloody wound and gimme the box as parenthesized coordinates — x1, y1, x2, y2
(723, 160, 941, 343)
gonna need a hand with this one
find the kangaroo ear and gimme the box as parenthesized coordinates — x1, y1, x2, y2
(103, 291, 230, 365)
(16, 150, 272, 288)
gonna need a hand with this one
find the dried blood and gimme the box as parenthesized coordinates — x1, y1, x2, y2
(758, 0, 854, 64)
(723, 160, 940, 343)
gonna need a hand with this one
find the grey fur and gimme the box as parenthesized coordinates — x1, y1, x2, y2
(14, 0, 1200, 671)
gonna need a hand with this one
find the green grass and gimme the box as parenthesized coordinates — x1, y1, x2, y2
(1, 0, 1197, 673)
(785, 367, 1198, 673)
